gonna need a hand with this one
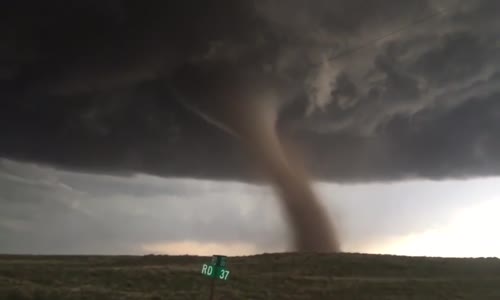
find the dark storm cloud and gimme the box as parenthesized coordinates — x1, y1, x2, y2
(1, 0, 500, 182)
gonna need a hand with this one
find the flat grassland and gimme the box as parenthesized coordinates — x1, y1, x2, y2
(0, 253, 499, 299)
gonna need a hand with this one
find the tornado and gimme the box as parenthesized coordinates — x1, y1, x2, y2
(172, 63, 340, 252)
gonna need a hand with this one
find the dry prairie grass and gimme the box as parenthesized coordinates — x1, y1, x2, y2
(0, 253, 499, 299)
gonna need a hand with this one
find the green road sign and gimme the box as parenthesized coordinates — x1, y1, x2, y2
(200, 263, 230, 280)
(201, 256, 231, 300)
(211, 255, 228, 268)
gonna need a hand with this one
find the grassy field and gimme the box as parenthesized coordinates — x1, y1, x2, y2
(0, 253, 499, 299)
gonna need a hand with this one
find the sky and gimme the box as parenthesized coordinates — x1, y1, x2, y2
(1, 158, 499, 257)
(1, 0, 500, 257)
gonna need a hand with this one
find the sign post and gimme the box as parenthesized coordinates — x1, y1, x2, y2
(200, 255, 230, 300)
(209, 275, 215, 300)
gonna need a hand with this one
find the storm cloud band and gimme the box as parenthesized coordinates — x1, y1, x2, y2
(1, 0, 500, 182)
